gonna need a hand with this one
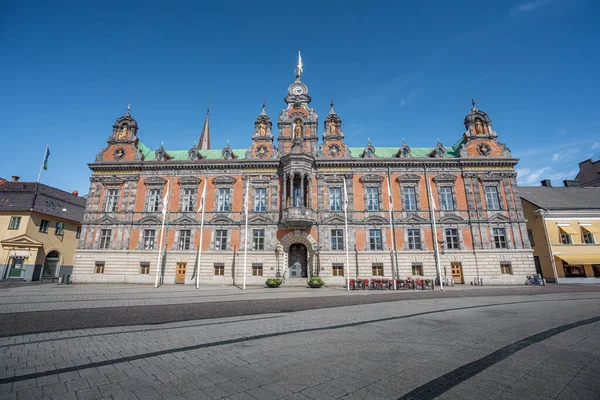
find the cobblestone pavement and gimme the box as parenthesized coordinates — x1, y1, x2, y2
(1, 284, 599, 399)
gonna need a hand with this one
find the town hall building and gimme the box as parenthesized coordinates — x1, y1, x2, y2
(73, 59, 535, 286)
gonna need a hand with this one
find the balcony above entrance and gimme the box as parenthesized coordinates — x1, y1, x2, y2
(282, 207, 315, 228)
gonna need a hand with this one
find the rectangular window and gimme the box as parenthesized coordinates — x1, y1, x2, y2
(39, 219, 50, 233)
(366, 187, 380, 211)
(527, 229, 535, 247)
(372, 263, 384, 276)
(105, 189, 119, 212)
(445, 228, 459, 250)
(331, 229, 344, 250)
(253, 229, 265, 250)
(253, 188, 267, 212)
(402, 187, 417, 211)
(181, 188, 196, 212)
(8, 216, 21, 230)
(534, 256, 542, 275)
(329, 187, 342, 211)
(407, 229, 421, 250)
(439, 187, 454, 210)
(214, 263, 225, 276)
(143, 229, 156, 250)
(147, 189, 161, 212)
(55, 222, 64, 236)
(500, 262, 512, 275)
(178, 230, 191, 250)
(582, 229, 595, 244)
(95, 262, 105, 274)
(217, 188, 231, 212)
(412, 263, 423, 276)
(332, 263, 344, 276)
(140, 262, 150, 275)
(215, 230, 228, 250)
(560, 229, 572, 245)
(369, 229, 383, 250)
(252, 264, 263, 276)
(593, 265, 600, 278)
(485, 186, 500, 210)
(76, 227, 81, 239)
(493, 228, 507, 249)
(99, 229, 111, 249)
(563, 262, 586, 277)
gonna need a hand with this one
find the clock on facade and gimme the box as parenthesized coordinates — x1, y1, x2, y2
(292, 85, 304, 96)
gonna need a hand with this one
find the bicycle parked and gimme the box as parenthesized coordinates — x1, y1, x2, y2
(525, 274, 545, 286)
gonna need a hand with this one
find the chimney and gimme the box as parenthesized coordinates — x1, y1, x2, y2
(11, 176, 20, 182)
(540, 179, 552, 187)
(563, 180, 581, 187)
(72, 190, 79, 196)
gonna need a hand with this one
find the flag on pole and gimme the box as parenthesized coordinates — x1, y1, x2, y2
(244, 179, 250, 215)
(43, 147, 51, 170)
(298, 51, 304, 75)
(161, 188, 169, 215)
(342, 177, 348, 212)
(197, 180, 207, 212)
(387, 177, 393, 209)
(430, 190, 437, 211)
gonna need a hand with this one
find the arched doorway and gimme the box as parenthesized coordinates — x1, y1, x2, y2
(288, 243, 308, 278)
(43, 250, 61, 281)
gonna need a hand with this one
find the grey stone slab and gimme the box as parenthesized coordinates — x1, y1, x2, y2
(75, 387, 103, 400)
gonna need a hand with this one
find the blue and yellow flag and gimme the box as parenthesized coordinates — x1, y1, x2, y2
(43, 147, 50, 170)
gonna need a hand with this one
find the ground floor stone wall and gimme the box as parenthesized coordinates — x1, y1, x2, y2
(73, 248, 535, 286)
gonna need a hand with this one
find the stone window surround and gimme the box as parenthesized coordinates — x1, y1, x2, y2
(360, 174, 383, 212)
(101, 177, 124, 213)
(366, 226, 387, 251)
(252, 228, 265, 250)
(212, 176, 236, 212)
(432, 175, 458, 212)
(177, 176, 201, 212)
(442, 226, 464, 251)
(397, 175, 422, 211)
(176, 229, 193, 251)
(212, 227, 231, 251)
(317, 174, 353, 213)
(143, 177, 167, 213)
(479, 176, 505, 211)
(330, 228, 345, 251)
(490, 224, 513, 249)
(404, 226, 426, 251)
(252, 186, 268, 213)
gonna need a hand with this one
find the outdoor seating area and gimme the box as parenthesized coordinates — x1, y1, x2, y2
(345, 277, 435, 290)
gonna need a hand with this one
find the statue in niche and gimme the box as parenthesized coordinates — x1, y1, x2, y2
(475, 119, 484, 134)
(328, 122, 337, 134)
(118, 125, 128, 140)
(258, 121, 267, 136)
(114, 148, 125, 160)
(294, 120, 303, 139)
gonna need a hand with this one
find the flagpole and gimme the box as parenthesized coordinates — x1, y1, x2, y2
(37, 142, 49, 183)
(155, 173, 173, 288)
(242, 178, 250, 290)
(387, 167, 399, 290)
(195, 174, 208, 289)
(424, 167, 443, 291)
(343, 176, 350, 291)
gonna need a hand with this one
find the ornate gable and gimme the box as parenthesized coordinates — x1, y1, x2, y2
(0, 234, 43, 248)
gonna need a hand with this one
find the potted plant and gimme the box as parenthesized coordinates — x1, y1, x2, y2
(265, 278, 282, 288)
(308, 277, 324, 288)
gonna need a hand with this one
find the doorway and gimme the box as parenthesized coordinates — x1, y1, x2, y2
(288, 243, 308, 278)
(43, 251, 61, 280)
(451, 262, 464, 284)
(8, 257, 24, 278)
(176, 262, 186, 284)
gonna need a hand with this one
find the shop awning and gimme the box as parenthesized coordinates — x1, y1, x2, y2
(556, 255, 600, 265)
(558, 225, 579, 235)
(581, 225, 600, 234)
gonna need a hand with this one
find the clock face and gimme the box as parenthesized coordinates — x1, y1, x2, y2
(292, 85, 304, 95)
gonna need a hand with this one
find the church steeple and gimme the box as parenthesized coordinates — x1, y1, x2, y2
(198, 105, 210, 150)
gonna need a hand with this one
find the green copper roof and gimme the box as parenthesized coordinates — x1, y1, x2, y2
(348, 147, 459, 158)
(137, 142, 246, 160)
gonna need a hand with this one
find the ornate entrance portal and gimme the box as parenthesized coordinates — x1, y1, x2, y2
(288, 243, 308, 278)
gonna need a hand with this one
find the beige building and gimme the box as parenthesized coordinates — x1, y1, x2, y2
(0, 176, 86, 282)
(520, 181, 600, 283)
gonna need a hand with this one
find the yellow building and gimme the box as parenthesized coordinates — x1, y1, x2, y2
(520, 181, 600, 283)
(0, 176, 86, 282)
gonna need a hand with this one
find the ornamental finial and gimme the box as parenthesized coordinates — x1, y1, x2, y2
(294, 51, 304, 80)
(329, 100, 336, 114)
(261, 100, 267, 116)
(471, 98, 478, 111)
(126, 103, 131, 116)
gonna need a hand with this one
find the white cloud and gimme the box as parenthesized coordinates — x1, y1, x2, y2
(516, 167, 551, 185)
(551, 148, 578, 162)
(513, 0, 556, 13)
(592, 142, 600, 150)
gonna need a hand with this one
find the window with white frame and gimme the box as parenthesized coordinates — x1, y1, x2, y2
(146, 189, 161, 212)
(143, 229, 156, 250)
(407, 229, 421, 250)
(214, 263, 225, 276)
(181, 188, 196, 212)
(485, 186, 500, 210)
(105, 189, 119, 212)
(560, 229, 572, 245)
(253, 188, 267, 212)
(582, 228, 595, 244)
(412, 263, 423, 276)
(402, 187, 417, 211)
(369, 229, 383, 250)
(99, 229, 111, 249)
(445, 228, 459, 249)
(40, 219, 50, 233)
(493, 228, 507, 249)
(366, 187, 380, 211)
(332, 263, 344, 276)
(331, 229, 344, 250)
(439, 186, 454, 210)
(252, 263, 263, 276)
(76, 227, 81, 239)
(217, 188, 231, 212)
(178, 230, 191, 250)
(140, 262, 150, 275)
(55, 222, 64, 236)
(215, 230, 228, 250)
(500, 262, 512, 275)
(8, 216, 21, 230)
(95, 262, 105, 274)
(253, 229, 265, 250)
(329, 187, 342, 211)
(372, 263, 384, 276)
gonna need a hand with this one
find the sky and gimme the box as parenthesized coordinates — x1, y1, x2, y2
(1, 0, 599, 194)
